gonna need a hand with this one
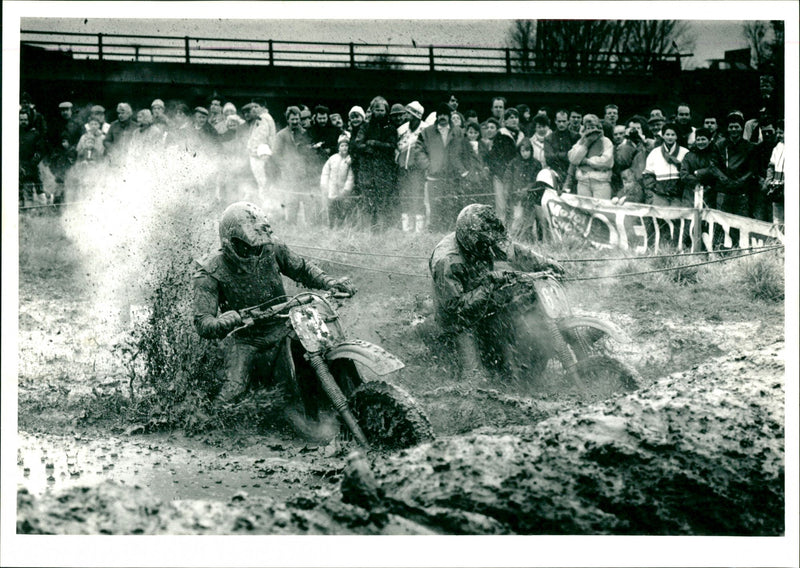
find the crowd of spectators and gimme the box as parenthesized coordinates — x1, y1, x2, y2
(19, 90, 785, 233)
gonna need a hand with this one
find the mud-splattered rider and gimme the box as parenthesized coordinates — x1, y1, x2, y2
(429, 203, 564, 380)
(193, 202, 356, 406)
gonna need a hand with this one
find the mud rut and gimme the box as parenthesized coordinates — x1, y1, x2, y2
(16, 278, 786, 535)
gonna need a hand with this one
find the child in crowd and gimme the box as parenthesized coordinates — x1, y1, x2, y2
(320, 135, 354, 228)
(504, 138, 543, 242)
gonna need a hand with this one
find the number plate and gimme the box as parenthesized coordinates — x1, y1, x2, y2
(533, 279, 571, 318)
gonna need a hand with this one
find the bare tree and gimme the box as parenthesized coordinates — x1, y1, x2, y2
(742, 21, 770, 69)
(507, 19, 535, 71)
(507, 20, 695, 74)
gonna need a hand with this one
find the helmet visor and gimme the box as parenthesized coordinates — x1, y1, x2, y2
(232, 238, 265, 259)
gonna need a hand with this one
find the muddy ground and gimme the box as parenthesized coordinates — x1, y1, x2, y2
(13, 211, 788, 543)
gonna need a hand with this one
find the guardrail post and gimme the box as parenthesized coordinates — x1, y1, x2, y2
(268, 39, 274, 66)
(505, 48, 512, 73)
(349, 42, 355, 68)
(184, 36, 190, 64)
(428, 45, 434, 71)
(98, 33, 103, 60)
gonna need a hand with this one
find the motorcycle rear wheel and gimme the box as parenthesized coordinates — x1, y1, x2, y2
(348, 381, 434, 450)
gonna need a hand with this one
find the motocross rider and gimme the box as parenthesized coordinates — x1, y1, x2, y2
(429, 203, 565, 379)
(193, 202, 357, 406)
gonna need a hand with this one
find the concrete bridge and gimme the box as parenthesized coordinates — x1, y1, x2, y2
(19, 31, 758, 125)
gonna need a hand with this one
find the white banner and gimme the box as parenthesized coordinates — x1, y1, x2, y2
(542, 189, 783, 254)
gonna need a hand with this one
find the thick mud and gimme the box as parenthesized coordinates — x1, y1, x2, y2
(17, 342, 785, 535)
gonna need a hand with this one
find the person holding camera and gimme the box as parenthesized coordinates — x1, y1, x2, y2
(612, 116, 649, 203)
(567, 114, 614, 200)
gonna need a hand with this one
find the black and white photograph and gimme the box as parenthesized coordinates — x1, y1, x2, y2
(2, 2, 798, 566)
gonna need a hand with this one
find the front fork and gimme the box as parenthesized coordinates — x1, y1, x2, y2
(305, 352, 369, 447)
(545, 317, 582, 387)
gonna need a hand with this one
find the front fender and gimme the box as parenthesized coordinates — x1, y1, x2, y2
(326, 340, 405, 376)
(558, 316, 626, 343)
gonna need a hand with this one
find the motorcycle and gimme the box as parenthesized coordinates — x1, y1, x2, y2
(491, 270, 641, 396)
(228, 291, 434, 450)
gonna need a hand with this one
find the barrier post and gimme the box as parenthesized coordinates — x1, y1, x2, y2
(692, 184, 704, 252)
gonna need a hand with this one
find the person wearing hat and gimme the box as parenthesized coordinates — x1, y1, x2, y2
(679, 127, 717, 209)
(396, 101, 426, 232)
(710, 112, 757, 217)
(567, 114, 614, 200)
(87, 105, 111, 135)
(320, 134, 355, 228)
(150, 99, 170, 129)
(413, 101, 472, 231)
(647, 114, 666, 148)
(192, 106, 220, 147)
(51, 101, 82, 150)
(390, 103, 407, 129)
(347, 106, 366, 137)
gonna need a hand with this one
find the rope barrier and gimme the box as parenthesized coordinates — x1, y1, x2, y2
(302, 254, 429, 279)
(18, 200, 88, 211)
(290, 243, 429, 260)
(562, 245, 782, 282)
(557, 243, 785, 263)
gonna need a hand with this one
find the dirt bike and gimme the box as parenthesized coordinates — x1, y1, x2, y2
(228, 291, 434, 450)
(492, 270, 641, 396)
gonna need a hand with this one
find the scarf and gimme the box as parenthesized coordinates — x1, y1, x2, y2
(660, 142, 681, 167)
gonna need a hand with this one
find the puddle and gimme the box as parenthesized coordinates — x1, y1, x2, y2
(16, 431, 342, 503)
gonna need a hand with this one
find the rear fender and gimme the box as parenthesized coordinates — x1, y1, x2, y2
(558, 316, 626, 343)
(326, 340, 405, 376)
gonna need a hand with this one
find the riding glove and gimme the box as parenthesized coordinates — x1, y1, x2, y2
(216, 310, 243, 333)
(327, 276, 357, 297)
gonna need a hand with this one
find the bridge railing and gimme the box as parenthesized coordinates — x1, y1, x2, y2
(20, 30, 684, 74)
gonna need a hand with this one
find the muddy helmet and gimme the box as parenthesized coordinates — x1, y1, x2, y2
(455, 204, 510, 261)
(219, 202, 274, 272)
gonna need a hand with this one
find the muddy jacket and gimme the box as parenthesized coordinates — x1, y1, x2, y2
(429, 232, 554, 332)
(193, 240, 333, 341)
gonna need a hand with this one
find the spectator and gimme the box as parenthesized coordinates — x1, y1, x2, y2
(711, 112, 757, 217)
(390, 103, 407, 129)
(679, 127, 716, 209)
(504, 138, 543, 243)
(396, 101, 427, 232)
(517, 104, 534, 137)
(674, 103, 696, 148)
(346, 105, 366, 206)
(87, 105, 111, 135)
(347, 105, 365, 138)
(486, 108, 524, 223)
(165, 103, 193, 150)
(647, 114, 666, 148)
(703, 115, 721, 144)
(463, 120, 492, 208)
(308, 104, 340, 185)
(273, 105, 315, 224)
(642, 122, 689, 206)
(612, 116, 648, 203)
(242, 101, 278, 203)
(763, 121, 784, 225)
(21, 92, 48, 140)
(216, 102, 250, 205)
(192, 107, 219, 145)
(544, 109, 579, 185)
(151, 99, 170, 130)
(19, 108, 47, 206)
(352, 96, 399, 229)
(51, 101, 83, 151)
(76, 116, 106, 164)
(612, 125, 626, 147)
(320, 135, 355, 228)
(329, 112, 345, 133)
(601, 103, 619, 139)
(103, 102, 136, 164)
(414, 102, 472, 231)
(530, 113, 550, 166)
(207, 97, 225, 130)
(299, 105, 313, 132)
(744, 107, 771, 144)
(568, 108, 583, 138)
(128, 109, 165, 159)
(491, 96, 506, 126)
(567, 114, 614, 200)
(447, 93, 465, 126)
(752, 117, 778, 221)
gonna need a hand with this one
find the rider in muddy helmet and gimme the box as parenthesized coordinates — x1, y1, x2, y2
(430, 203, 564, 379)
(193, 202, 356, 406)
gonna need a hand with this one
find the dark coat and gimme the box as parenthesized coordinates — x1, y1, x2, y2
(352, 117, 398, 192)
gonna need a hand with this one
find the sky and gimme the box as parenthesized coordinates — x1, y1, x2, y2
(18, 11, 767, 70)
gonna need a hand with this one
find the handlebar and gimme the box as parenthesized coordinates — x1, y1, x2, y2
(227, 290, 351, 337)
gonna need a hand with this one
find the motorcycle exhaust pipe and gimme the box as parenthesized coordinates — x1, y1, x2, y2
(306, 353, 369, 447)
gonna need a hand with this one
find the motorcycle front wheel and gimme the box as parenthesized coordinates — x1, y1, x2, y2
(348, 381, 434, 450)
(574, 354, 641, 397)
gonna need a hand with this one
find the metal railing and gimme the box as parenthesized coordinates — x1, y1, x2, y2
(21, 30, 685, 74)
